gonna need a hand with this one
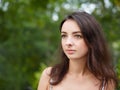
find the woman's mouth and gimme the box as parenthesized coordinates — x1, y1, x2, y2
(66, 50, 76, 54)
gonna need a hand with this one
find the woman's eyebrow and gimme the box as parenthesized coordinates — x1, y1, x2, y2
(61, 31, 67, 34)
(61, 31, 81, 34)
(73, 31, 81, 34)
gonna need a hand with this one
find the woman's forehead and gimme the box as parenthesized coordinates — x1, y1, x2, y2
(61, 19, 81, 32)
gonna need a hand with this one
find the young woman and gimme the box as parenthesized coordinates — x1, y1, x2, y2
(38, 11, 118, 90)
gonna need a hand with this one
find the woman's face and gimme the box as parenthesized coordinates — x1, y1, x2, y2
(61, 19, 88, 60)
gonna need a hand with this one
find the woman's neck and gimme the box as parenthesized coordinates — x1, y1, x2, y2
(68, 58, 89, 76)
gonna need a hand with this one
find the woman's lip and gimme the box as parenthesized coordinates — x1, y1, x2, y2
(66, 50, 75, 51)
(65, 50, 75, 54)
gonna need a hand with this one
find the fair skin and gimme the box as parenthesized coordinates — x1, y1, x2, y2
(38, 19, 115, 90)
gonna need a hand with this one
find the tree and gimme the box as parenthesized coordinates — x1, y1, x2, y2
(0, 0, 120, 90)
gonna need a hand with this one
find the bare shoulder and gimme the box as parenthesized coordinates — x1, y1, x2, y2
(41, 67, 52, 76)
(37, 67, 52, 90)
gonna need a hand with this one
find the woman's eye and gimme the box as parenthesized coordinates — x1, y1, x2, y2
(74, 35, 82, 38)
(61, 34, 67, 38)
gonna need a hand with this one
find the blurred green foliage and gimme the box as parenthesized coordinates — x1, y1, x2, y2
(0, 0, 120, 90)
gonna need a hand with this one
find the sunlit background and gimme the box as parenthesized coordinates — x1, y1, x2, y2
(0, 0, 120, 90)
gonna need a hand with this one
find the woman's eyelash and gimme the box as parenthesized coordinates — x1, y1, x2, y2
(61, 34, 66, 38)
(74, 34, 83, 38)
(61, 34, 83, 38)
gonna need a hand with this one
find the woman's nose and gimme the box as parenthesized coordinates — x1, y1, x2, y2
(65, 37, 73, 46)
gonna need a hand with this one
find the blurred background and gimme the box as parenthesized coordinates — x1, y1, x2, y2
(0, 0, 120, 90)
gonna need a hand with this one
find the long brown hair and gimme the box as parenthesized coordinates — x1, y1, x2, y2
(50, 11, 117, 90)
